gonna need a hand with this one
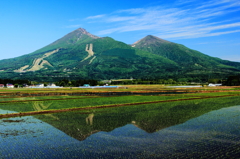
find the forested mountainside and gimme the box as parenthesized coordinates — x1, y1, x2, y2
(0, 28, 239, 82)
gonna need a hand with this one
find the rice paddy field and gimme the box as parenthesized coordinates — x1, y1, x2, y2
(0, 85, 240, 158)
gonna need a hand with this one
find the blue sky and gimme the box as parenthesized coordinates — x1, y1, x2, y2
(1, 0, 240, 61)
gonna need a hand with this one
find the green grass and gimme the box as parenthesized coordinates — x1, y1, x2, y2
(34, 95, 240, 137)
(183, 91, 240, 97)
(0, 95, 189, 113)
(0, 86, 239, 116)
(0, 95, 90, 102)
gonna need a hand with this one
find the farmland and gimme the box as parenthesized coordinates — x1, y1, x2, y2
(0, 85, 240, 158)
(0, 85, 240, 115)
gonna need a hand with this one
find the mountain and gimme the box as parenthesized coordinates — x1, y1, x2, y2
(132, 35, 240, 79)
(0, 28, 240, 82)
(0, 28, 99, 73)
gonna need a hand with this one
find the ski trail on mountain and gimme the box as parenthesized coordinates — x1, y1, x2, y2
(81, 44, 95, 63)
(14, 49, 59, 72)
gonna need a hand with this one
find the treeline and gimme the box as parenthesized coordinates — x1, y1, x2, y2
(54, 79, 98, 87)
(0, 79, 98, 87)
(110, 76, 240, 86)
(208, 75, 240, 86)
(110, 79, 203, 85)
(0, 79, 31, 86)
(224, 75, 240, 86)
(0, 75, 239, 87)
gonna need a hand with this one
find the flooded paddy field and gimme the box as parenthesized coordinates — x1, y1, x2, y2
(0, 86, 240, 158)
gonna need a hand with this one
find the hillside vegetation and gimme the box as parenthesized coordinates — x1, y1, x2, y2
(0, 28, 239, 82)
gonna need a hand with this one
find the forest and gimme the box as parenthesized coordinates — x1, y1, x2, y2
(0, 75, 239, 87)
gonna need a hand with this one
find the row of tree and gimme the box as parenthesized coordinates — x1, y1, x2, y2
(54, 79, 98, 87)
(224, 75, 240, 86)
(0, 79, 98, 87)
(0, 75, 239, 87)
(0, 79, 31, 86)
(109, 76, 240, 86)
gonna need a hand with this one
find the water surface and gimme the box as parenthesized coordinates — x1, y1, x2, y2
(0, 104, 239, 158)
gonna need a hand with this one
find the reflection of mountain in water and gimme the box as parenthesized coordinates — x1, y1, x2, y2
(32, 102, 59, 120)
(35, 96, 240, 141)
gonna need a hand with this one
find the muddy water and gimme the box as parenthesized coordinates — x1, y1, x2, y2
(0, 105, 239, 158)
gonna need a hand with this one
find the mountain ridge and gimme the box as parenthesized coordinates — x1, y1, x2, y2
(132, 35, 171, 47)
(0, 28, 239, 81)
(51, 28, 100, 45)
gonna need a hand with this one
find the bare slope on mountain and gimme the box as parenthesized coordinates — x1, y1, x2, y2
(81, 44, 95, 63)
(14, 49, 59, 72)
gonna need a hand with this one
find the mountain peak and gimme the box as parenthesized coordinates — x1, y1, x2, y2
(51, 28, 100, 46)
(74, 28, 100, 39)
(132, 35, 171, 47)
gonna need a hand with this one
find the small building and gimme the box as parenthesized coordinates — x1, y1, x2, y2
(208, 83, 222, 87)
(48, 83, 56, 87)
(0, 84, 4, 88)
(36, 84, 44, 88)
(6, 83, 14, 88)
(22, 84, 29, 87)
(46, 83, 61, 88)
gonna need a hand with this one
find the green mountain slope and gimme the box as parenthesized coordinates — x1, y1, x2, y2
(0, 29, 178, 81)
(132, 35, 240, 79)
(0, 28, 98, 72)
(0, 28, 239, 81)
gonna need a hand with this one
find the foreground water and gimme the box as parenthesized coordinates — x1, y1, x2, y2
(0, 104, 239, 158)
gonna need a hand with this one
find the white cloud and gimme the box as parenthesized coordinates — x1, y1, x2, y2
(85, 0, 240, 39)
(199, 22, 240, 31)
(69, 18, 81, 22)
(220, 55, 240, 62)
(86, 14, 106, 20)
(106, 16, 136, 23)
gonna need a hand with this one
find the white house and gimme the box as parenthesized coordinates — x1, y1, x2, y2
(36, 84, 44, 88)
(208, 83, 222, 87)
(48, 83, 56, 87)
(6, 83, 14, 88)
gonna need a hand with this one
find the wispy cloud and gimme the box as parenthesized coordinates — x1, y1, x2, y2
(86, 14, 106, 20)
(220, 55, 240, 62)
(69, 18, 81, 22)
(85, 0, 240, 39)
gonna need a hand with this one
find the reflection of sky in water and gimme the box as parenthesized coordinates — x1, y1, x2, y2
(81, 106, 240, 158)
(1, 106, 240, 158)
(0, 110, 80, 158)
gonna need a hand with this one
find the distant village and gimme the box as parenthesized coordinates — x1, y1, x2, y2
(0, 82, 223, 89)
(0, 75, 239, 88)
(0, 83, 61, 88)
